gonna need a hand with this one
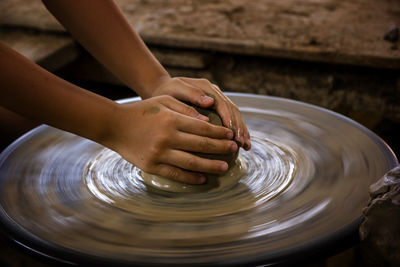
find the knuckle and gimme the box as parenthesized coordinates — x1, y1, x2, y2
(173, 77, 185, 86)
(198, 78, 211, 87)
(212, 84, 221, 90)
(148, 145, 162, 161)
(185, 105, 197, 116)
(163, 111, 176, 125)
(184, 157, 197, 169)
(231, 103, 239, 112)
(198, 122, 211, 133)
(166, 168, 179, 179)
(156, 131, 169, 143)
(198, 138, 209, 151)
(164, 95, 174, 101)
(158, 95, 172, 103)
(214, 126, 226, 136)
(151, 135, 164, 147)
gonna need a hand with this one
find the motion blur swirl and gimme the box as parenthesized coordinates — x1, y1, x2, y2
(83, 134, 297, 220)
(0, 94, 397, 265)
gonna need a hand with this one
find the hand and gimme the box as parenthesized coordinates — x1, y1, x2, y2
(105, 95, 238, 184)
(149, 77, 251, 150)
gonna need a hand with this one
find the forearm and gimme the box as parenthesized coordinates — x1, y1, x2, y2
(0, 42, 118, 146)
(42, 0, 169, 98)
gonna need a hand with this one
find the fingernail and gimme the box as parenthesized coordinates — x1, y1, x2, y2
(197, 114, 209, 121)
(198, 175, 206, 184)
(237, 135, 244, 147)
(235, 138, 243, 147)
(245, 137, 252, 150)
(227, 131, 234, 139)
(220, 162, 228, 172)
(243, 142, 249, 150)
(231, 143, 238, 153)
(200, 95, 214, 105)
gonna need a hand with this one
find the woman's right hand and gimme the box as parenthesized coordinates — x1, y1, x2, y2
(104, 95, 238, 184)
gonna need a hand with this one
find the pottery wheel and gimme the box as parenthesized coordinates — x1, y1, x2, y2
(0, 93, 397, 266)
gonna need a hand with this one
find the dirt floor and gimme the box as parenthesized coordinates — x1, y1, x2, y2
(1, 0, 399, 68)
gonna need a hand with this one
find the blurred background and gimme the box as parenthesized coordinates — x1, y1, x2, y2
(0, 0, 399, 266)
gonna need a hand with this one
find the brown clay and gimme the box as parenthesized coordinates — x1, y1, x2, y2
(191, 104, 239, 169)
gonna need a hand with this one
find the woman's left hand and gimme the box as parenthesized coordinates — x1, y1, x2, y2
(149, 77, 251, 150)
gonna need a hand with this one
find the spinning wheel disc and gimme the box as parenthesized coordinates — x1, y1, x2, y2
(0, 93, 397, 265)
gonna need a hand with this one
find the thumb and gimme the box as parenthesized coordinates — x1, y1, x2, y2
(161, 96, 209, 121)
(172, 79, 215, 108)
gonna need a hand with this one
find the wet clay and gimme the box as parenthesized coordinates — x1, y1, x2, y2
(141, 160, 243, 193)
(142, 104, 239, 193)
(191, 104, 239, 168)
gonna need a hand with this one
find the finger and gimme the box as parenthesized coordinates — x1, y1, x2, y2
(170, 78, 216, 108)
(209, 85, 243, 144)
(244, 129, 252, 150)
(184, 79, 223, 106)
(160, 96, 209, 121)
(154, 164, 207, 184)
(181, 79, 236, 130)
(162, 150, 229, 174)
(176, 115, 233, 140)
(172, 132, 238, 154)
(210, 85, 248, 147)
(181, 79, 249, 148)
(229, 102, 246, 147)
(235, 109, 251, 150)
(238, 110, 251, 150)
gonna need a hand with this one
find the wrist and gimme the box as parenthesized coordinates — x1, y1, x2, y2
(93, 100, 122, 152)
(139, 73, 171, 99)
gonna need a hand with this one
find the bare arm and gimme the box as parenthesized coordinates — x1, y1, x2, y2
(42, 0, 168, 99)
(42, 0, 251, 149)
(0, 42, 117, 144)
(0, 43, 237, 184)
